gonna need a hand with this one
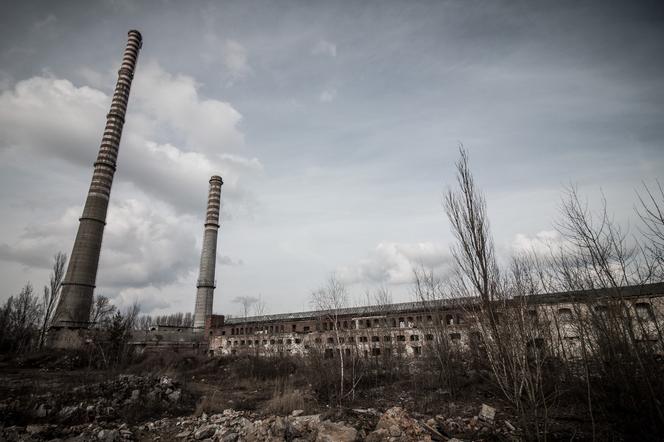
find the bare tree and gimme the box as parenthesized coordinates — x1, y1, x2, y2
(637, 180, 664, 280)
(444, 147, 555, 438)
(90, 294, 116, 328)
(233, 295, 259, 319)
(0, 283, 42, 354)
(551, 186, 664, 435)
(412, 265, 463, 394)
(311, 274, 349, 402)
(38, 252, 67, 348)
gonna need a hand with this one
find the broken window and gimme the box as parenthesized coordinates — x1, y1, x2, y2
(384, 335, 392, 342)
(295, 338, 301, 344)
(450, 333, 461, 341)
(445, 314, 454, 325)
(303, 326, 310, 332)
(425, 334, 434, 341)
(372, 348, 381, 356)
(292, 324, 297, 331)
(286, 339, 292, 344)
(371, 336, 380, 342)
(397, 335, 406, 342)
(413, 346, 421, 355)
(635, 302, 655, 321)
(558, 308, 573, 322)
(410, 335, 419, 342)
(359, 336, 368, 343)
(270, 339, 275, 345)
(324, 349, 334, 359)
(327, 337, 334, 344)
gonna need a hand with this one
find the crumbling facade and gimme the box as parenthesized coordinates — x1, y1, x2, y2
(193, 176, 224, 330)
(49, 30, 143, 347)
(207, 283, 664, 358)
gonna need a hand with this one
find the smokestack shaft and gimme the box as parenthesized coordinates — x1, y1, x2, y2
(52, 30, 142, 327)
(193, 176, 223, 329)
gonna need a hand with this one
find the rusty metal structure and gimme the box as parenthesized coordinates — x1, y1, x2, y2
(193, 176, 224, 329)
(51, 30, 143, 329)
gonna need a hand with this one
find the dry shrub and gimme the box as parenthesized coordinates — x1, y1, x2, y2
(193, 387, 235, 416)
(262, 386, 314, 415)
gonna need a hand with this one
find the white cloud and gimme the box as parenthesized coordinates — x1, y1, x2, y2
(131, 61, 244, 155)
(337, 242, 451, 285)
(319, 88, 337, 103)
(511, 230, 563, 256)
(0, 65, 257, 312)
(0, 64, 257, 213)
(312, 40, 337, 57)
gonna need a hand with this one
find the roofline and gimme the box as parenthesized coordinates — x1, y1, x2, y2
(223, 282, 664, 326)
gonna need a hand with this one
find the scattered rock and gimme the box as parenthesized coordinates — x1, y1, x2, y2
(194, 424, 216, 440)
(373, 406, 431, 441)
(315, 420, 358, 442)
(478, 404, 496, 424)
(26, 424, 48, 435)
(168, 389, 182, 402)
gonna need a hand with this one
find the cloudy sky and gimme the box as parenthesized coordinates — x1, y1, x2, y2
(0, 1, 662, 316)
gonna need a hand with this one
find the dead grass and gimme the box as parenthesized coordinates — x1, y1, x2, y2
(261, 385, 316, 416)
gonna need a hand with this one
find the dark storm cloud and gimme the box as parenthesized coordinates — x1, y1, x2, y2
(0, 0, 662, 313)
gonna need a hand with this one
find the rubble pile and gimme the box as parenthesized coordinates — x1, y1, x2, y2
(1, 372, 519, 441)
(2, 405, 518, 441)
(0, 375, 187, 433)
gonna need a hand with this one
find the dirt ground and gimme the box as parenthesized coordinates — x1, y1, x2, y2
(0, 352, 605, 441)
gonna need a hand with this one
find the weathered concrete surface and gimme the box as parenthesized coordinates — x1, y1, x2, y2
(50, 30, 143, 333)
(193, 176, 223, 329)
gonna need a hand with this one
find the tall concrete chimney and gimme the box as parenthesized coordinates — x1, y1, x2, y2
(193, 176, 224, 329)
(51, 30, 142, 328)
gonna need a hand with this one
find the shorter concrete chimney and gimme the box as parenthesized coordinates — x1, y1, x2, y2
(193, 176, 223, 329)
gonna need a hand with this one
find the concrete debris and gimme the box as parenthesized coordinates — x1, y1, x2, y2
(0, 374, 520, 441)
(315, 420, 358, 442)
(478, 404, 496, 424)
